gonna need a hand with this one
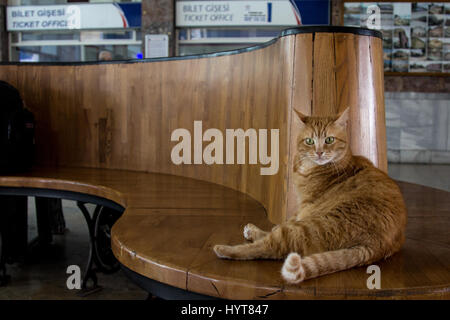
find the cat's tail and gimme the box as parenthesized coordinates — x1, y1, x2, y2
(281, 246, 373, 284)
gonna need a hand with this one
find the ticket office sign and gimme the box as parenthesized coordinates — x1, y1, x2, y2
(7, 3, 140, 31)
(176, 1, 302, 27)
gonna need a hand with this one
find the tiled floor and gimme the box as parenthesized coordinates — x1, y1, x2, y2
(0, 201, 148, 300)
(0, 164, 449, 300)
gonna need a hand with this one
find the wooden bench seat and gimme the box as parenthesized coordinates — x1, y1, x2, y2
(1, 166, 449, 299)
(0, 166, 260, 211)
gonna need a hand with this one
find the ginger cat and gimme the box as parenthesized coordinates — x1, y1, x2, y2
(213, 108, 407, 284)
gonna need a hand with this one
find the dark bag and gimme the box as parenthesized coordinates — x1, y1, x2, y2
(0, 81, 35, 173)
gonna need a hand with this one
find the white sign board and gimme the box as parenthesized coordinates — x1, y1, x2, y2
(145, 34, 169, 59)
(7, 4, 132, 31)
(176, 1, 301, 27)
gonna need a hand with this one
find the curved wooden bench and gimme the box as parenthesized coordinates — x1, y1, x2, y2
(0, 26, 387, 224)
(0, 167, 449, 299)
(1, 26, 448, 299)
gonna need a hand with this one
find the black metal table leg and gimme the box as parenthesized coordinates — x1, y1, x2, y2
(76, 202, 122, 297)
(76, 202, 102, 296)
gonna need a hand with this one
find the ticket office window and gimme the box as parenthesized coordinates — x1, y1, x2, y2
(10, 29, 142, 62)
(177, 27, 285, 56)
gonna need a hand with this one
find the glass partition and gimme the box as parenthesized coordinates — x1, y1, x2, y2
(4, 0, 331, 62)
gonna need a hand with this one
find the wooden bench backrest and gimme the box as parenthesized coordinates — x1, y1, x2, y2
(0, 29, 386, 224)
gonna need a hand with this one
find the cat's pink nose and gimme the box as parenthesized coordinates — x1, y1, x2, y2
(316, 152, 324, 157)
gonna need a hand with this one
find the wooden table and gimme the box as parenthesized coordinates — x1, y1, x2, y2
(1, 166, 448, 299)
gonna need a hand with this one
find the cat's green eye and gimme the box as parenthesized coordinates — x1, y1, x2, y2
(305, 138, 314, 145)
(325, 136, 335, 144)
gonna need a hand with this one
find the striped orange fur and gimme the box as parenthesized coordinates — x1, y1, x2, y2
(213, 108, 407, 283)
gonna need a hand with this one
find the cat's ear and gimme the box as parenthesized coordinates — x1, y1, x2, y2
(335, 107, 350, 127)
(293, 109, 309, 125)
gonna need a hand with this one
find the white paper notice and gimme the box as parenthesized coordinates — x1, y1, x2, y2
(145, 34, 169, 58)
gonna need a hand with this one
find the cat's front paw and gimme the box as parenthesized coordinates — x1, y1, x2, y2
(243, 223, 268, 242)
(243, 223, 254, 241)
(281, 252, 305, 284)
(213, 245, 233, 259)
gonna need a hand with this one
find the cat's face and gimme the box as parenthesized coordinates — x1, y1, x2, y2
(295, 108, 349, 166)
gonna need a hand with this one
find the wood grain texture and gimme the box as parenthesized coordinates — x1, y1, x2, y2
(312, 33, 337, 116)
(286, 33, 312, 219)
(0, 168, 449, 299)
(0, 38, 294, 224)
(0, 31, 386, 225)
(287, 33, 387, 219)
